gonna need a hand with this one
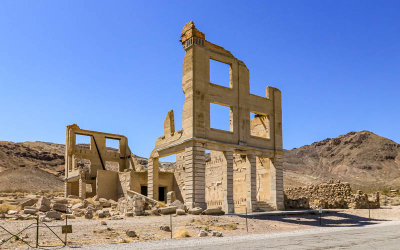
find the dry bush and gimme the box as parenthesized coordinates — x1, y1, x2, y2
(157, 201, 166, 208)
(173, 226, 191, 238)
(86, 197, 97, 205)
(0, 203, 17, 213)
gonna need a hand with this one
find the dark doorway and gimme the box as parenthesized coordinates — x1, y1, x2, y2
(141, 186, 148, 196)
(158, 187, 166, 201)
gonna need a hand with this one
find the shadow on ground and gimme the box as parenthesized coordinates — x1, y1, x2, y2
(239, 211, 387, 227)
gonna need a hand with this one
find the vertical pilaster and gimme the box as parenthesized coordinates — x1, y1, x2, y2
(65, 182, 71, 198)
(270, 155, 284, 210)
(184, 142, 206, 209)
(79, 178, 86, 199)
(222, 150, 234, 213)
(246, 154, 257, 212)
(148, 157, 159, 200)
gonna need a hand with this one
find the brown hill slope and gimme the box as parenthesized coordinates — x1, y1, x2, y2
(283, 131, 400, 190)
(1, 130, 399, 192)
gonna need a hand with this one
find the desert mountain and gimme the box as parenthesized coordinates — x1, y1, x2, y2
(0, 130, 399, 192)
(283, 131, 400, 190)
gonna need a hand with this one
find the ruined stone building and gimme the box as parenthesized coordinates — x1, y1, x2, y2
(64, 21, 284, 213)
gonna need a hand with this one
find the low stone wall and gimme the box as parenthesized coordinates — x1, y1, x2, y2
(284, 180, 380, 209)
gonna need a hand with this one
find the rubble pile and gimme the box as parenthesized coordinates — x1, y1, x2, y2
(284, 180, 380, 209)
(0, 191, 224, 221)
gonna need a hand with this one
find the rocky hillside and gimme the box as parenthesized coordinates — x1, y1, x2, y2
(283, 131, 400, 191)
(0, 130, 399, 192)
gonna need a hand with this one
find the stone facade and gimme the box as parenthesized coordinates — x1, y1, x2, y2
(148, 21, 284, 212)
(284, 180, 380, 209)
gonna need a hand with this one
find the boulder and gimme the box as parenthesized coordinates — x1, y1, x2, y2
(126, 230, 137, 238)
(159, 206, 177, 215)
(36, 197, 51, 210)
(23, 207, 38, 215)
(85, 210, 93, 219)
(176, 209, 186, 215)
(203, 207, 224, 215)
(99, 198, 111, 207)
(19, 198, 38, 209)
(7, 210, 18, 215)
(171, 200, 186, 210)
(72, 209, 84, 217)
(188, 207, 203, 215)
(46, 211, 62, 220)
(52, 203, 67, 212)
(198, 230, 208, 237)
(96, 209, 111, 218)
(159, 225, 171, 232)
(212, 231, 223, 237)
(52, 198, 68, 204)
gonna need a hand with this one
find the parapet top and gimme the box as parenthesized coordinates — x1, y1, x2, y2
(180, 21, 205, 46)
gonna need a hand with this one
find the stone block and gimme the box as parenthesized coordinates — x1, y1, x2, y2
(159, 206, 177, 215)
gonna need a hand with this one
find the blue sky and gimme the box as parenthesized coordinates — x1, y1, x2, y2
(0, 0, 399, 158)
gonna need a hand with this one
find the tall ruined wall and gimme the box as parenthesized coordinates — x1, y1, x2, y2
(174, 150, 271, 211)
(285, 180, 380, 209)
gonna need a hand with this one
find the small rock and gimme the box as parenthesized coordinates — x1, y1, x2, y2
(7, 210, 18, 215)
(198, 230, 208, 237)
(72, 209, 84, 217)
(126, 230, 137, 238)
(176, 209, 186, 215)
(212, 231, 223, 237)
(53, 198, 68, 204)
(101, 221, 107, 225)
(125, 212, 134, 217)
(159, 225, 171, 232)
(110, 216, 124, 220)
(99, 198, 111, 207)
(188, 207, 203, 215)
(61, 214, 75, 219)
(0, 213, 5, 219)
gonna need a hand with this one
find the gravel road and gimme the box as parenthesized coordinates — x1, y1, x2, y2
(73, 220, 400, 249)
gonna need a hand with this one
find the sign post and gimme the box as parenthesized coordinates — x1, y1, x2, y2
(318, 206, 322, 226)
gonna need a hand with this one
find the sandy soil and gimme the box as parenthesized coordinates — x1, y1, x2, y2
(1, 206, 400, 249)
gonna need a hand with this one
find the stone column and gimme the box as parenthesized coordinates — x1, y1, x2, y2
(65, 182, 71, 198)
(79, 178, 86, 199)
(147, 157, 159, 200)
(222, 150, 234, 213)
(184, 142, 206, 209)
(246, 154, 257, 212)
(270, 155, 284, 210)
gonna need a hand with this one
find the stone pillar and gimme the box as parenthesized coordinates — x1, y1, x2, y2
(222, 150, 234, 213)
(65, 182, 71, 198)
(148, 157, 159, 200)
(79, 178, 86, 199)
(184, 142, 206, 209)
(246, 154, 257, 212)
(270, 155, 284, 210)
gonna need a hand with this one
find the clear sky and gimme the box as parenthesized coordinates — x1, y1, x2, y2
(0, 0, 399, 158)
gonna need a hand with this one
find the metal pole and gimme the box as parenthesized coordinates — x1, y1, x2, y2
(368, 203, 371, 219)
(245, 207, 248, 233)
(319, 212, 322, 226)
(36, 215, 39, 248)
(65, 216, 68, 246)
(170, 214, 172, 239)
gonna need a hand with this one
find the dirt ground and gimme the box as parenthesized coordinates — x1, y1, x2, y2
(1, 206, 400, 249)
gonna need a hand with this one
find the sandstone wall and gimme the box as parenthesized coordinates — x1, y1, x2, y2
(284, 180, 380, 209)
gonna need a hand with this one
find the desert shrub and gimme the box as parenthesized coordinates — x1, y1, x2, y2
(0, 203, 17, 213)
(173, 227, 191, 238)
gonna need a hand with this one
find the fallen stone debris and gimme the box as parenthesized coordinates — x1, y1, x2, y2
(285, 180, 380, 209)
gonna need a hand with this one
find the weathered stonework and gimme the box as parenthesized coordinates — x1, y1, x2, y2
(284, 180, 380, 209)
(149, 21, 284, 212)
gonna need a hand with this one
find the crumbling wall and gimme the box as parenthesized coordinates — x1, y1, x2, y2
(284, 180, 380, 209)
(96, 170, 119, 201)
